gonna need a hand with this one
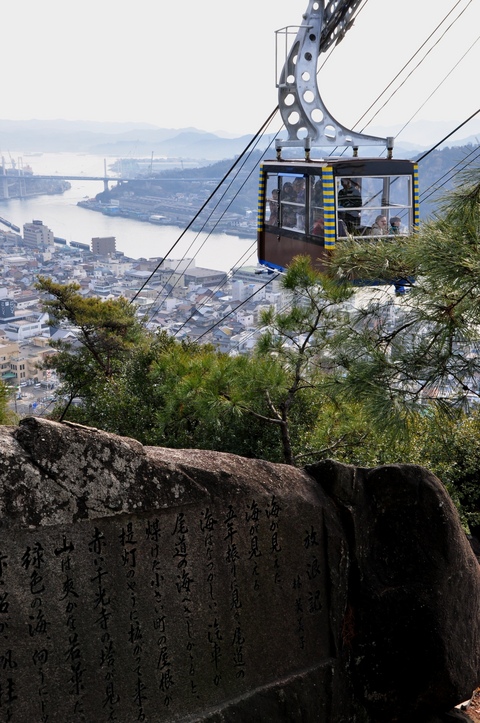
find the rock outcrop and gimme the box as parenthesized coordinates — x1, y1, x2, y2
(308, 460, 480, 722)
(0, 416, 475, 722)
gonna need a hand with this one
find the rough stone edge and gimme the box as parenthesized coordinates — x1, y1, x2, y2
(180, 661, 365, 723)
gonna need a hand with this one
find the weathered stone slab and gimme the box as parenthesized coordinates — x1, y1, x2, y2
(0, 418, 352, 722)
(0, 417, 476, 722)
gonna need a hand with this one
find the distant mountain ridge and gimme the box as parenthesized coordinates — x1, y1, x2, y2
(0, 118, 477, 161)
(370, 117, 480, 151)
(0, 120, 258, 161)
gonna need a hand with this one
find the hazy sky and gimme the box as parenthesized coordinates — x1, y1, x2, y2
(4, 0, 480, 142)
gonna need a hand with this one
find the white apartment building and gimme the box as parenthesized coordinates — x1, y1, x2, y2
(23, 220, 54, 249)
(3, 313, 50, 342)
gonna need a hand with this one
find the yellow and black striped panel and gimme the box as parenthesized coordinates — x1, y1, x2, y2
(413, 163, 420, 229)
(322, 166, 335, 249)
(257, 165, 266, 233)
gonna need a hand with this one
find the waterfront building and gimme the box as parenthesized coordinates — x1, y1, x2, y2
(91, 236, 116, 256)
(0, 231, 22, 248)
(23, 220, 54, 249)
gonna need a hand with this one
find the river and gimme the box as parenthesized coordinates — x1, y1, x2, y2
(0, 152, 258, 272)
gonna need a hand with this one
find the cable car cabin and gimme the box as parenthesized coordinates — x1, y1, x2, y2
(257, 157, 419, 273)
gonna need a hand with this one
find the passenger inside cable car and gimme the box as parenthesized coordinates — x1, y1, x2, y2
(338, 178, 362, 232)
(258, 159, 418, 272)
(335, 173, 413, 240)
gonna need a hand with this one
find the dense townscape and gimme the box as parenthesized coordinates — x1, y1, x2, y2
(0, 219, 287, 415)
(0, 0, 479, 718)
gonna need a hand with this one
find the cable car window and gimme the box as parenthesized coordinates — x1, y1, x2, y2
(265, 174, 280, 226)
(280, 174, 306, 231)
(337, 177, 362, 233)
(336, 175, 413, 238)
(310, 175, 324, 237)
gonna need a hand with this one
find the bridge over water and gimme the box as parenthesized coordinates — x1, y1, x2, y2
(0, 173, 221, 198)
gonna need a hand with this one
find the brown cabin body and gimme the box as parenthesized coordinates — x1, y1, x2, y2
(257, 157, 419, 273)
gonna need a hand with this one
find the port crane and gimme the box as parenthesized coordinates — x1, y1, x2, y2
(257, 0, 419, 274)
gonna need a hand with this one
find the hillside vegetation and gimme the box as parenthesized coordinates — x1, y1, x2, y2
(23, 166, 480, 536)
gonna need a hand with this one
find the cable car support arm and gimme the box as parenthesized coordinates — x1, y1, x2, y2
(277, 0, 393, 156)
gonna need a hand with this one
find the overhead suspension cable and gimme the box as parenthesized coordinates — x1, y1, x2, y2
(143, 3, 478, 340)
(317, 0, 370, 72)
(417, 108, 480, 162)
(190, 106, 480, 345)
(356, 0, 473, 133)
(328, 0, 471, 157)
(168, 239, 258, 335)
(394, 34, 480, 141)
(194, 272, 281, 344)
(150, 120, 282, 320)
(420, 146, 480, 203)
(130, 105, 279, 304)
(163, 124, 289, 331)
(153, 0, 474, 298)
(228, 291, 300, 354)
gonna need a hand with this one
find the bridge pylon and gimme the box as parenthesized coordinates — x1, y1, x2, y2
(0, 167, 8, 200)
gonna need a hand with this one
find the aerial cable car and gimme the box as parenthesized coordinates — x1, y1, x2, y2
(257, 0, 419, 282)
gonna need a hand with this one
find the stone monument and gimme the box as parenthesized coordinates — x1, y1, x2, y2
(0, 416, 476, 722)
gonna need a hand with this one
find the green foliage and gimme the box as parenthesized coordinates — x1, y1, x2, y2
(34, 168, 480, 526)
(36, 277, 144, 378)
(147, 344, 284, 459)
(56, 331, 179, 440)
(36, 278, 284, 458)
(36, 277, 146, 421)
(322, 167, 480, 524)
(328, 167, 480, 431)
(0, 382, 18, 426)
(251, 256, 356, 464)
(418, 409, 480, 533)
